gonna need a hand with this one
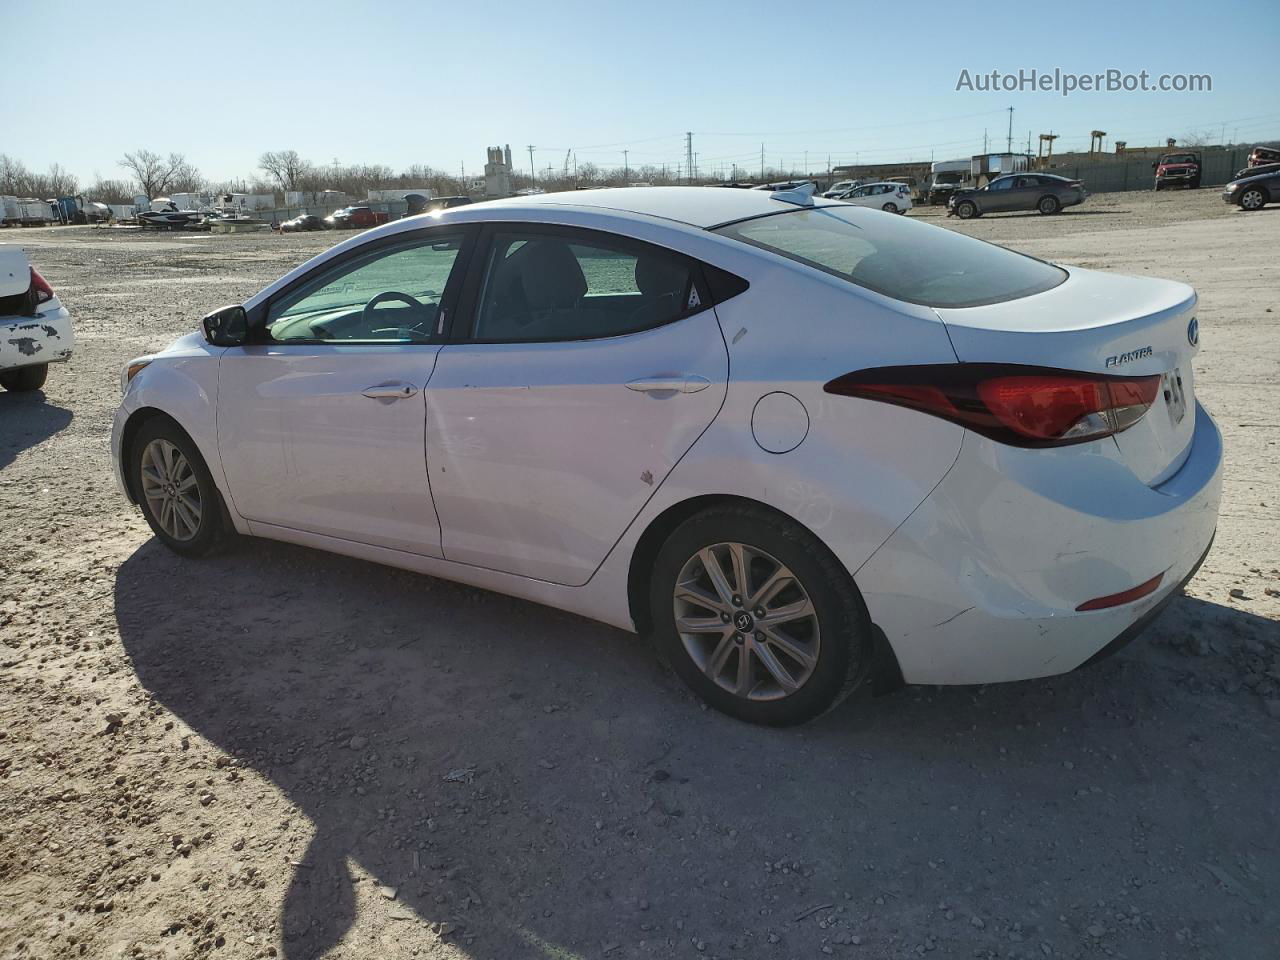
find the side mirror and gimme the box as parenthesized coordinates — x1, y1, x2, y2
(202, 305, 249, 346)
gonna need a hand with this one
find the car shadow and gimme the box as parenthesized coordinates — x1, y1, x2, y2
(0, 390, 73, 470)
(114, 537, 1280, 959)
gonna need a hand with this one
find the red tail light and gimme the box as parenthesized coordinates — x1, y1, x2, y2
(30, 268, 54, 305)
(824, 363, 1162, 447)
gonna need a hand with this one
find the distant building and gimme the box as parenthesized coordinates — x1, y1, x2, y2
(484, 145, 512, 198)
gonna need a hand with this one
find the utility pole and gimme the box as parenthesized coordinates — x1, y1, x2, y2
(983, 128, 988, 153)
(760, 143, 765, 180)
(1007, 106, 1014, 153)
(685, 132, 694, 185)
(804, 150, 808, 175)
(623, 149, 629, 184)
(693, 152, 698, 182)
(527, 145, 536, 188)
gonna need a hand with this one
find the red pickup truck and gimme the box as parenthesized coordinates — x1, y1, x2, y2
(1152, 152, 1201, 191)
(325, 206, 390, 230)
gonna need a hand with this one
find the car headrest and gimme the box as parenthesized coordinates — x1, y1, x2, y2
(520, 240, 586, 310)
(634, 255, 686, 298)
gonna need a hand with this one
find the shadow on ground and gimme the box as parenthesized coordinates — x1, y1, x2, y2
(0, 391, 73, 470)
(114, 537, 1279, 959)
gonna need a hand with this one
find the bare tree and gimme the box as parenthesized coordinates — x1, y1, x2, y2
(259, 150, 311, 192)
(0, 155, 79, 197)
(119, 150, 201, 198)
(86, 178, 135, 204)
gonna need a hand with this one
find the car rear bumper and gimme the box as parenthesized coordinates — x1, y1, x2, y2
(1, 302, 74, 371)
(854, 402, 1223, 685)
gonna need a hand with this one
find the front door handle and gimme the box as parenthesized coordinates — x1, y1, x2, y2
(362, 381, 418, 400)
(625, 375, 711, 395)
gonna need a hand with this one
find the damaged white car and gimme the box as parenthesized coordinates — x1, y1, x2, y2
(0, 244, 73, 392)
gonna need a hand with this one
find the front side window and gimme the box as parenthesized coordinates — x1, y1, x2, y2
(472, 231, 696, 341)
(712, 205, 1067, 308)
(267, 234, 463, 343)
(988, 177, 1014, 191)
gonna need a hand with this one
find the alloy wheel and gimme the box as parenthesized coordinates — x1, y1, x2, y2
(139, 438, 203, 541)
(673, 542, 821, 701)
(1241, 189, 1265, 210)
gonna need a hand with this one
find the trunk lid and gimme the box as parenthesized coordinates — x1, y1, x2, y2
(934, 266, 1199, 486)
(0, 244, 32, 298)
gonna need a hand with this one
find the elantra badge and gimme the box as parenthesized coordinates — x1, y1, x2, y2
(1104, 346, 1153, 368)
(1187, 317, 1199, 346)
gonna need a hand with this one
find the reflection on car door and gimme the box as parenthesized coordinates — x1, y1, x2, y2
(216, 228, 473, 556)
(424, 225, 730, 586)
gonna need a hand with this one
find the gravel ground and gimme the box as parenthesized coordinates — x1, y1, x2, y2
(2, 189, 1278, 960)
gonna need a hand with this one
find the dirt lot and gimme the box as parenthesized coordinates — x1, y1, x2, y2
(2, 189, 1278, 960)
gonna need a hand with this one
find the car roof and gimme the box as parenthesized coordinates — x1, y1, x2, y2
(455, 186, 850, 229)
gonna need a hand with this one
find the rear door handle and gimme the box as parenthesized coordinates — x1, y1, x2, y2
(362, 381, 418, 400)
(625, 375, 711, 395)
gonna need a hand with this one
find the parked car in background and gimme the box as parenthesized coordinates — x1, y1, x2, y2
(949, 174, 1086, 219)
(111, 186, 1222, 726)
(1153, 152, 1202, 190)
(280, 214, 326, 232)
(423, 196, 473, 212)
(325, 206, 387, 230)
(834, 182, 913, 213)
(1223, 167, 1279, 210)
(822, 179, 860, 198)
(1, 245, 73, 392)
(1232, 162, 1280, 181)
(1248, 145, 1280, 167)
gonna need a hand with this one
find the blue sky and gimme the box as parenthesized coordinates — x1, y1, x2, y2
(8, 0, 1277, 185)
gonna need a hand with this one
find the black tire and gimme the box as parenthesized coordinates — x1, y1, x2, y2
(881, 202, 898, 214)
(1189, 177, 1201, 189)
(649, 504, 875, 726)
(1154, 182, 1164, 192)
(1238, 187, 1267, 211)
(1037, 195, 1060, 215)
(955, 200, 978, 220)
(0, 363, 47, 391)
(130, 417, 227, 557)
(0, 363, 48, 392)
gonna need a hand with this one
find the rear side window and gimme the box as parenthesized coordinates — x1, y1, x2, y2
(472, 231, 698, 341)
(712, 205, 1066, 308)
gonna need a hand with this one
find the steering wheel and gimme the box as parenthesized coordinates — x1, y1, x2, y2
(362, 290, 428, 334)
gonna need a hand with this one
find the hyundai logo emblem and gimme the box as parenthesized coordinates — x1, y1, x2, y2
(1187, 316, 1199, 346)
(734, 611, 753, 632)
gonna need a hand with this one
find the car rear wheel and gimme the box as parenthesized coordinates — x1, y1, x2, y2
(1038, 195, 1060, 215)
(131, 418, 227, 557)
(881, 202, 898, 213)
(650, 504, 874, 726)
(0, 363, 48, 392)
(955, 200, 978, 219)
(1239, 187, 1267, 210)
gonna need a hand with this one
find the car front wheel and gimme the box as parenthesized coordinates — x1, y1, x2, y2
(1239, 188, 1267, 210)
(131, 417, 226, 557)
(650, 504, 874, 726)
(0, 363, 48, 392)
(955, 200, 978, 219)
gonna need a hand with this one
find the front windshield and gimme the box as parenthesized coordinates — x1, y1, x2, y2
(712, 204, 1067, 308)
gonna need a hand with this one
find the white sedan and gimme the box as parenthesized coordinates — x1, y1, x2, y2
(833, 181, 914, 213)
(112, 187, 1221, 725)
(1, 244, 74, 392)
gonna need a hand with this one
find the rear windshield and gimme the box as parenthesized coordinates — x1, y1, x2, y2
(711, 205, 1067, 308)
